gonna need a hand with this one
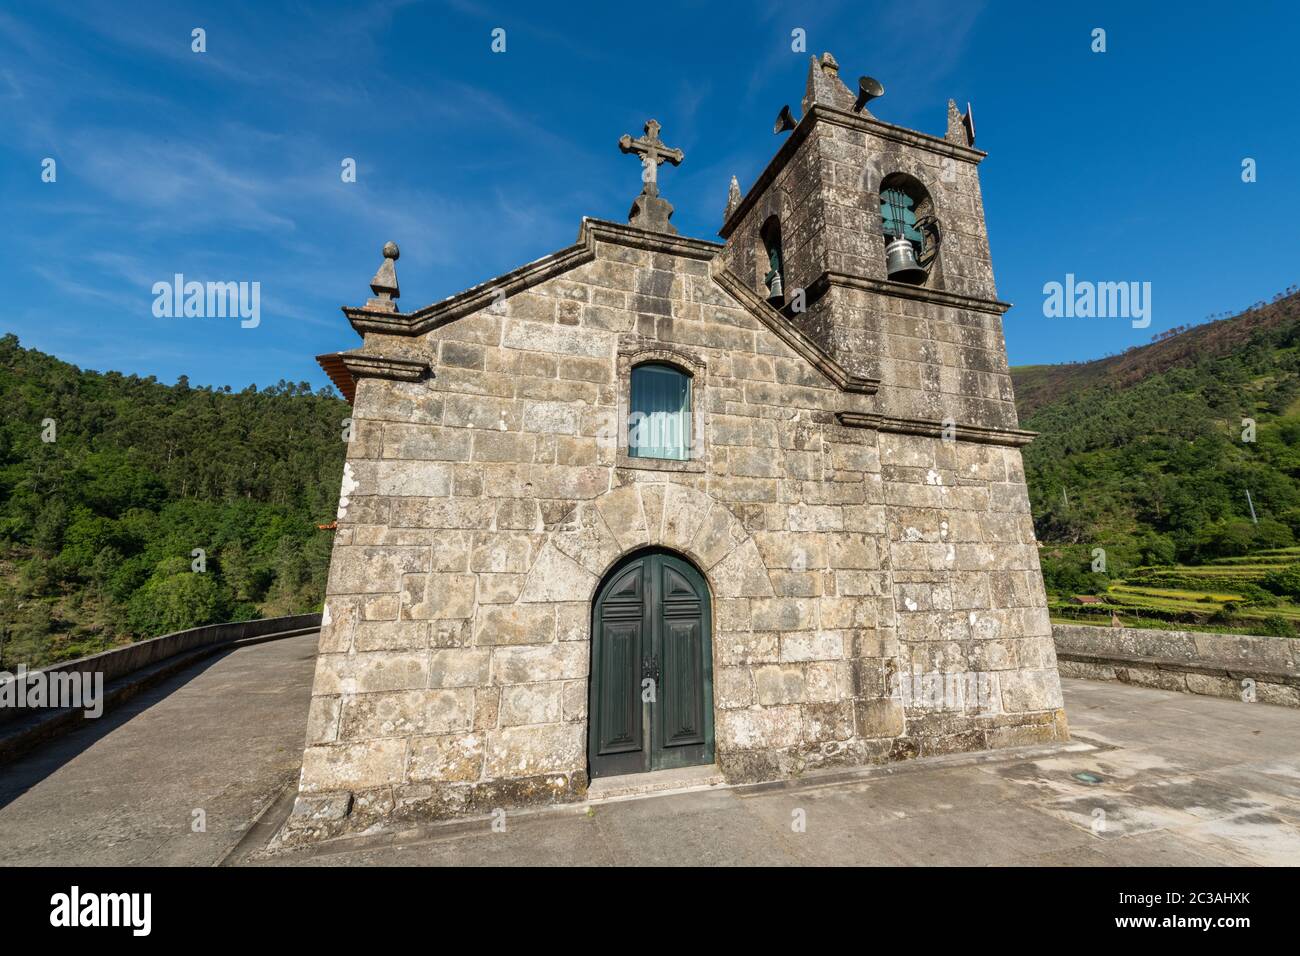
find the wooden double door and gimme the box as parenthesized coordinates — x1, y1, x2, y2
(589, 550, 714, 778)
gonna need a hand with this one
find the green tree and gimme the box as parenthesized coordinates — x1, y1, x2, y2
(127, 557, 231, 636)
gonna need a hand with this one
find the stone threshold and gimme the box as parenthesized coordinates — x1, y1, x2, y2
(586, 764, 726, 803)
(247, 738, 1098, 863)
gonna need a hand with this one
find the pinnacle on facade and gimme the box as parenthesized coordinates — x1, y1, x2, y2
(724, 175, 742, 224)
(366, 241, 400, 312)
(801, 51, 856, 114)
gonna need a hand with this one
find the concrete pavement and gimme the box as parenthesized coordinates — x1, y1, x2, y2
(0, 633, 318, 866)
(256, 678, 1300, 866)
(2, 629, 1298, 866)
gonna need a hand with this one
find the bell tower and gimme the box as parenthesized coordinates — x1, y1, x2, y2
(719, 52, 1018, 435)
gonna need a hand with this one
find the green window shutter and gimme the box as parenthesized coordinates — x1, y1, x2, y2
(629, 364, 691, 460)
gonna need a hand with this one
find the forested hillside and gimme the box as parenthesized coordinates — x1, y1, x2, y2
(0, 334, 348, 668)
(1012, 290, 1300, 627)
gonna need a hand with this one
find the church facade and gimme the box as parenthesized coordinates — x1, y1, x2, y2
(286, 53, 1067, 842)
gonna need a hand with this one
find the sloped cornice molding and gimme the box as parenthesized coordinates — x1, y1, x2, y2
(806, 270, 1012, 317)
(836, 411, 1036, 447)
(342, 219, 723, 337)
(710, 265, 880, 395)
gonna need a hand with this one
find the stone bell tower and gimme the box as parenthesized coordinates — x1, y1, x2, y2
(719, 51, 1017, 437)
(715, 52, 1064, 757)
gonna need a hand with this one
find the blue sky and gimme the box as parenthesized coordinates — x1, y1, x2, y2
(1, 0, 1295, 392)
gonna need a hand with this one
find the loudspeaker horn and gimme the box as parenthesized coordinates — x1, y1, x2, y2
(853, 76, 885, 112)
(773, 104, 797, 134)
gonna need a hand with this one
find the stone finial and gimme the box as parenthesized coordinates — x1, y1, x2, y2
(618, 119, 685, 234)
(724, 175, 742, 224)
(801, 51, 856, 114)
(946, 99, 975, 146)
(945, 99, 964, 143)
(366, 241, 400, 312)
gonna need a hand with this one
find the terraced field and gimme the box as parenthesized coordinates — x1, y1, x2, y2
(1048, 548, 1300, 636)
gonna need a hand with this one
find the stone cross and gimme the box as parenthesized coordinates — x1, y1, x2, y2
(618, 119, 683, 197)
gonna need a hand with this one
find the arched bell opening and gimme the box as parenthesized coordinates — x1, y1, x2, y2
(879, 171, 942, 289)
(759, 214, 786, 305)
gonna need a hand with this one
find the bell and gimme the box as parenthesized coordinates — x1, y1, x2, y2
(885, 236, 926, 284)
(766, 270, 784, 301)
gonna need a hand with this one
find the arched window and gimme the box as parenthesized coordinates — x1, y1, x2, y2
(879, 173, 939, 286)
(628, 363, 691, 460)
(760, 215, 785, 303)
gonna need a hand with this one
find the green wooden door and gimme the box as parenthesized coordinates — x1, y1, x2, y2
(589, 551, 714, 778)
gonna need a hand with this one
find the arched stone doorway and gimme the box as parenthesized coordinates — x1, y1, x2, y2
(588, 549, 715, 779)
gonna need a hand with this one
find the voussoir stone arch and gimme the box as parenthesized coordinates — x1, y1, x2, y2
(516, 482, 773, 607)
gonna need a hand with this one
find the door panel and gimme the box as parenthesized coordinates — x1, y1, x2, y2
(596, 619, 641, 755)
(660, 618, 704, 747)
(589, 551, 714, 778)
(663, 565, 699, 599)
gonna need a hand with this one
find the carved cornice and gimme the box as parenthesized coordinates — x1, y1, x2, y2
(586, 218, 722, 260)
(807, 270, 1012, 317)
(836, 411, 1036, 447)
(342, 219, 722, 337)
(813, 104, 987, 163)
(337, 218, 891, 405)
(710, 265, 879, 395)
(316, 351, 431, 405)
(338, 351, 430, 383)
(719, 104, 986, 240)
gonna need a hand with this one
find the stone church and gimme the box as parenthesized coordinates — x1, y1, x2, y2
(287, 52, 1067, 841)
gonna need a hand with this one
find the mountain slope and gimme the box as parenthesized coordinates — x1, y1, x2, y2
(1011, 290, 1300, 592)
(0, 334, 348, 668)
(1015, 291, 1300, 416)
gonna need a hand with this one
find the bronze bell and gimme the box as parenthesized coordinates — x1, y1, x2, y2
(766, 268, 784, 301)
(885, 236, 926, 284)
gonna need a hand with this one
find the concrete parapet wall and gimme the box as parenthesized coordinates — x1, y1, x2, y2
(0, 613, 322, 733)
(1053, 623, 1300, 707)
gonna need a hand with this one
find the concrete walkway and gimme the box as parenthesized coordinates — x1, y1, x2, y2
(0, 633, 318, 866)
(260, 678, 1300, 866)
(2, 631, 1299, 866)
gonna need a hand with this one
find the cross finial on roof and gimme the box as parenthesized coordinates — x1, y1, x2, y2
(618, 119, 684, 198)
(617, 119, 685, 235)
